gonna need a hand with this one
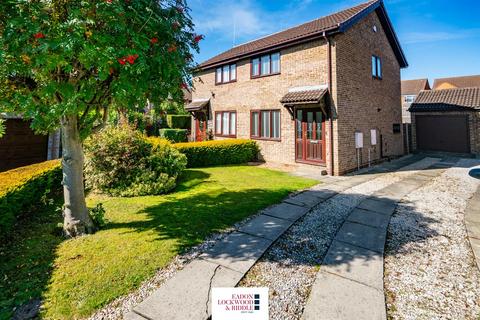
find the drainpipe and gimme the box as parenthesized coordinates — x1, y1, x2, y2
(323, 32, 335, 176)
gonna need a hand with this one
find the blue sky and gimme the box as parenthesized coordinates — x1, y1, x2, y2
(188, 0, 480, 83)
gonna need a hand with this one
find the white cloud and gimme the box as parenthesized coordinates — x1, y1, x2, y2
(402, 28, 480, 44)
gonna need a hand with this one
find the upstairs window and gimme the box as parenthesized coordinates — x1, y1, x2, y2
(251, 110, 281, 140)
(215, 64, 237, 84)
(215, 111, 236, 137)
(251, 52, 280, 78)
(372, 55, 382, 79)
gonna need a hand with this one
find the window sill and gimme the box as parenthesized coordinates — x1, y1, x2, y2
(215, 134, 237, 138)
(372, 76, 383, 80)
(251, 137, 281, 142)
(215, 80, 237, 86)
(250, 72, 281, 80)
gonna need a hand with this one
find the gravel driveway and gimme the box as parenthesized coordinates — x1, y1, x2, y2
(384, 158, 480, 320)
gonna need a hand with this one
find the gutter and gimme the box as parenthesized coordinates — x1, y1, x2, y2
(323, 31, 335, 176)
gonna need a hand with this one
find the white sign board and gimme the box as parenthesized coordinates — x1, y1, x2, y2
(212, 287, 268, 320)
(370, 129, 377, 146)
(355, 131, 363, 149)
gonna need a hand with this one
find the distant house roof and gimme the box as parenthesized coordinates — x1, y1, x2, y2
(409, 87, 480, 112)
(198, 0, 407, 70)
(433, 75, 480, 90)
(401, 79, 430, 96)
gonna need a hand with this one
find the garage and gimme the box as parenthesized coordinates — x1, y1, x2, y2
(415, 115, 470, 153)
(0, 118, 48, 172)
(410, 87, 479, 156)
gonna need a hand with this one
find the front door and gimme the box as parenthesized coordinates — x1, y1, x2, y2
(195, 113, 207, 142)
(295, 109, 325, 164)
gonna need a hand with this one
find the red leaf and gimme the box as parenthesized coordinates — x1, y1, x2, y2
(168, 44, 177, 53)
(194, 34, 204, 43)
(33, 32, 45, 39)
(117, 58, 126, 65)
(150, 37, 158, 44)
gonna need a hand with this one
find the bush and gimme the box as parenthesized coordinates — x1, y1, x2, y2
(84, 126, 187, 197)
(173, 139, 259, 167)
(159, 128, 188, 143)
(166, 115, 191, 129)
(0, 160, 62, 238)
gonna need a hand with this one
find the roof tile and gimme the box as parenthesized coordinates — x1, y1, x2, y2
(409, 87, 480, 112)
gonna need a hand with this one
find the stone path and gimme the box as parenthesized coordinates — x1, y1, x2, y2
(465, 172, 480, 271)
(125, 155, 436, 320)
(302, 160, 449, 320)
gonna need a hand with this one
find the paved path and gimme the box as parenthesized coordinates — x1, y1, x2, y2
(302, 160, 450, 320)
(125, 155, 436, 320)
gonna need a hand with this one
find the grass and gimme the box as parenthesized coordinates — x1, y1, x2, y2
(0, 165, 316, 320)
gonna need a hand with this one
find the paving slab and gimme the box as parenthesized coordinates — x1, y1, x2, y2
(346, 208, 390, 229)
(238, 214, 295, 241)
(262, 202, 309, 222)
(124, 311, 147, 320)
(302, 271, 386, 320)
(357, 198, 397, 216)
(130, 259, 243, 320)
(416, 168, 445, 177)
(284, 190, 324, 207)
(335, 221, 386, 253)
(310, 183, 349, 194)
(321, 240, 384, 290)
(372, 181, 421, 201)
(199, 231, 272, 274)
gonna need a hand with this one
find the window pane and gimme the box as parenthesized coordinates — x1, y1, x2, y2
(377, 57, 382, 78)
(230, 112, 236, 135)
(222, 112, 229, 135)
(315, 112, 322, 140)
(215, 113, 221, 134)
(252, 59, 260, 76)
(222, 66, 230, 82)
(216, 68, 222, 83)
(371, 56, 376, 77)
(261, 55, 270, 75)
(261, 111, 270, 138)
(252, 112, 259, 136)
(230, 64, 236, 80)
(272, 111, 280, 138)
(271, 53, 280, 74)
(307, 112, 313, 139)
(296, 110, 303, 139)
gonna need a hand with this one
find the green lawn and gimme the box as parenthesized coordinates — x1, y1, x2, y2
(0, 165, 316, 320)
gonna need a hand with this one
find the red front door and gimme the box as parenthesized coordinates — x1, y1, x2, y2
(295, 109, 325, 164)
(195, 116, 207, 142)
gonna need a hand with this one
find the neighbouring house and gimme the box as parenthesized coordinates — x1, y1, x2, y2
(189, 0, 408, 175)
(433, 74, 480, 90)
(409, 87, 480, 156)
(400, 78, 430, 153)
(0, 114, 61, 172)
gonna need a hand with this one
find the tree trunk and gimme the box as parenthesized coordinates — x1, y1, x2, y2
(61, 115, 95, 237)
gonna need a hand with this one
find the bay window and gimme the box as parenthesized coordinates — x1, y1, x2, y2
(215, 111, 237, 137)
(251, 110, 281, 140)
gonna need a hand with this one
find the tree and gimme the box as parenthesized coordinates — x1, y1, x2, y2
(0, 0, 201, 237)
(0, 119, 5, 137)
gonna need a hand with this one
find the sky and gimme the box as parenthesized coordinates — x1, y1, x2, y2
(188, 0, 480, 83)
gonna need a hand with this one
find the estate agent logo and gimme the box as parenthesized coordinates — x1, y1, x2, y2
(212, 287, 268, 320)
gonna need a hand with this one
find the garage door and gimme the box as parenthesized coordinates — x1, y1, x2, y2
(0, 119, 48, 172)
(415, 115, 470, 153)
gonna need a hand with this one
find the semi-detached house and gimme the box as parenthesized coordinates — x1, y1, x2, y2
(188, 0, 408, 175)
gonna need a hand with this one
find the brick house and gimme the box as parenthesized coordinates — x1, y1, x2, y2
(433, 75, 480, 90)
(409, 87, 480, 156)
(400, 78, 430, 154)
(188, 0, 408, 175)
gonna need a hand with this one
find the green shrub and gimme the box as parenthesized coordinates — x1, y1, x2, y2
(89, 203, 107, 228)
(166, 115, 191, 129)
(173, 139, 259, 167)
(0, 160, 62, 238)
(159, 128, 188, 143)
(84, 126, 187, 197)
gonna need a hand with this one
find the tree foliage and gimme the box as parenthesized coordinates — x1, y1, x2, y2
(0, 0, 200, 136)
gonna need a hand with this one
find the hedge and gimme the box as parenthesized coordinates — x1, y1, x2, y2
(0, 160, 62, 238)
(173, 139, 259, 167)
(159, 128, 188, 143)
(167, 115, 191, 129)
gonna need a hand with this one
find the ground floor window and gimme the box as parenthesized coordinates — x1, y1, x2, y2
(251, 110, 280, 140)
(215, 111, 236, 137)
